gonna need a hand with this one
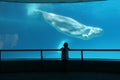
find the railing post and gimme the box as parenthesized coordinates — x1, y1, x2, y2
(40, 50, 44, 72)
(81, 50, 84, 62)
(40, 50, 43, 61)
(0, 50, 1, 62)
(80, 50, 84, 70)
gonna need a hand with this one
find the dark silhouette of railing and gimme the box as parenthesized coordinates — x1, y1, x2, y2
(1, 49, 120, 61)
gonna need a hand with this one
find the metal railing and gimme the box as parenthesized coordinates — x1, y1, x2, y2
(1, 49, 120, 61)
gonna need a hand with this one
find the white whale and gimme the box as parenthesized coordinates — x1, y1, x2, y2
(34, 10, 103, 40)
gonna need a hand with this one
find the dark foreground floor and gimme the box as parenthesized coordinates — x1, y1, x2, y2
(1, 72, 120, 80)
(1, 60, 120, 80)
(1, 60, 120, 73)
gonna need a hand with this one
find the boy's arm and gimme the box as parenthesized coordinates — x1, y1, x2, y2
(60, 47, 63, 50)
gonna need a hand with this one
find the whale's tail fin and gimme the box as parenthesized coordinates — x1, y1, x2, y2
(33, 9, 44, 13)
(33, 9, 47, 16)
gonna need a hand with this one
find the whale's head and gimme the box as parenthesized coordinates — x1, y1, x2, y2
(77, 26, 103, 40)
(92, 27, 103, 37)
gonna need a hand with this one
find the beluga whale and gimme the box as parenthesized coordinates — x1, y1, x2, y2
(34, 9, 103, 40)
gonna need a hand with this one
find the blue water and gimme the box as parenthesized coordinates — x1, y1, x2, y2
(1, 0, 120, 60)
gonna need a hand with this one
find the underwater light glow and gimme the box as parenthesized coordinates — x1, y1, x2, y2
(26, 4, 40, 16)
(57, 39, 69, 49)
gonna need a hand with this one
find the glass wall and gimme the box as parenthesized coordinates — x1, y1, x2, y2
(1, 0, 120, 60)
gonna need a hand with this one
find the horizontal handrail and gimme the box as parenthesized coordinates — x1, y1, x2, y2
(1, 49, 120, 61)
(70, 49, 120, 51)
(0, 49, 61, 51)
(1, 49, 120, 51)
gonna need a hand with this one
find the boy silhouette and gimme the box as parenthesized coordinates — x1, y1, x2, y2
(60, 42, 70, 61)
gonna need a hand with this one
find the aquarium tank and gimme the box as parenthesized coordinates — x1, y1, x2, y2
(1, 0, 120, 61)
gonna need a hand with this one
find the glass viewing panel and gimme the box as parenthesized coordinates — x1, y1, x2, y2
(1, 0, 120, 61)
